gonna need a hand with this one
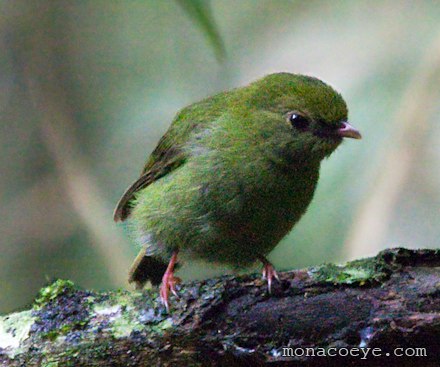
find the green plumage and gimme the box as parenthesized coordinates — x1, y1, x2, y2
(114, 73, 357, 287)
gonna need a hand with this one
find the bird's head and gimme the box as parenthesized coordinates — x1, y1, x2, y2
(244, 73, 361, 163)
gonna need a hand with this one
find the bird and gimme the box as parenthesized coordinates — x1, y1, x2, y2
(114, 72, 361, 310)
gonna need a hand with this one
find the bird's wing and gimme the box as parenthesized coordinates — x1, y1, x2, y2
(113, 118, 199, 222)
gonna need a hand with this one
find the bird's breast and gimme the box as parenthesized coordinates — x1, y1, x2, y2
(194, 156, 320, 251)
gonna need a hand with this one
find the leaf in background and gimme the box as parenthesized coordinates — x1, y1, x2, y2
(176, 0, 226, 61)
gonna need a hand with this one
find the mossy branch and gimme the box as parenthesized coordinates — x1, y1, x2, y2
(1, 248, 440, 366)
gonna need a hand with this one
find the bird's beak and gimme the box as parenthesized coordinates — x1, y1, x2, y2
(337, 122, 362, 139)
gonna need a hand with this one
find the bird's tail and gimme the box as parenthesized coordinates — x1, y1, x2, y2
(128, 249, 168, 288)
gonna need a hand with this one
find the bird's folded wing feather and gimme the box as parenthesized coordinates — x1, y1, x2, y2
(113, 119, 200, 222)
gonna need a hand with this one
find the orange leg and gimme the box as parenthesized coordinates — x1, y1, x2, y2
(159, 250, 181, 311)
(259, 256, 279, 293)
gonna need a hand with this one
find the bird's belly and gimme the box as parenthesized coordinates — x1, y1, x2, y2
(183, 171, 318, 267)
(132, 161, 319, 269)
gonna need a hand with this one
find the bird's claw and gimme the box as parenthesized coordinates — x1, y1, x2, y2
(159, 251, 180, 311)
(262, 260, 279, 293)
(160, 274, 181, 311)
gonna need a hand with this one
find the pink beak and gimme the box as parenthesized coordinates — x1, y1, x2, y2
(337, 122, 362, 139)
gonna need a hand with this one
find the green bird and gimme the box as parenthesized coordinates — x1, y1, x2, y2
(114, 73, 361, 310)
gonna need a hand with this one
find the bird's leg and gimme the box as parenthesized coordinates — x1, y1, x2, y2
(259, 255, 279, 293)
(159, 250, 181, 311)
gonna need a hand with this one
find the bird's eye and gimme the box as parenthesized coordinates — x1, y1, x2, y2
(289, 113, 310, 130)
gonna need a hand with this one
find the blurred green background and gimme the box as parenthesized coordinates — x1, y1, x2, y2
(1, 0, 439, 314)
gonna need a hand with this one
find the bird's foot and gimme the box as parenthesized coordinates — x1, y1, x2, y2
(260, 256, 280, 293)
(159, 273, 181, 311)
(159, 251, 180, 311)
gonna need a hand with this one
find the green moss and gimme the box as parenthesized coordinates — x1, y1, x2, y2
(112, 312, 143, 338)
(34, 279, 75, 309)
(88, 288, 176, 339)
(32, 280, 93, 341)
(157, 317, 173, 330)
(40, 347, 81, 367)
(310, 256, 388, 285)
(41, 360, 59, 367)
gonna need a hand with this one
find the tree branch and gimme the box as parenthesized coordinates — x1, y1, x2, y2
(1, 248, 439, 366)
